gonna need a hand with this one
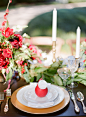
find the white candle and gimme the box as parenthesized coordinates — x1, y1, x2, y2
(52, 8, 57, 41)
(75, 26, 81, 58)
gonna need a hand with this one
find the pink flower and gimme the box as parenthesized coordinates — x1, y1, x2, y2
(16, 60, 23, 66)
(2, 27, 13, 38)
(6, 68, 9, 74)
(28, 44, 42, 63)
(9, 0, 12, 3)
(29, 45, 37, 53)
(3, 48, 12, 58)
(85, 39, 86, 42)
(84, 51, 86, 54)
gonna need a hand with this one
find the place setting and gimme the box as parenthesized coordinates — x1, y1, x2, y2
(11, 79, 70, 114)
(0, 0, 86, 116)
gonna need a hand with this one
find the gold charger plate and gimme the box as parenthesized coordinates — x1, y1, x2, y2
(11, 86, 70, 114)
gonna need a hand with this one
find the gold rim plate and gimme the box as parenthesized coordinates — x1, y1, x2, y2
(11, 86, 70, 114)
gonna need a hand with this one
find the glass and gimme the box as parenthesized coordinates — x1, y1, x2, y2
(57, 67, 71, 86)
(67, 57, 79, 88)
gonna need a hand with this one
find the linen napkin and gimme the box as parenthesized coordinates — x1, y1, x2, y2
(28, 100, 54, 108)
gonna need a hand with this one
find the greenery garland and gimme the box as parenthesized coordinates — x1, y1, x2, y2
(23, 59, 86, 87)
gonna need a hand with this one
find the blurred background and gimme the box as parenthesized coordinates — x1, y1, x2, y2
(0, 0, 86, 58)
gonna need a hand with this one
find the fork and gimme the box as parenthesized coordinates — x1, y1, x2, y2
(4, 89, 11, 113)
(69, 90, 80, 113)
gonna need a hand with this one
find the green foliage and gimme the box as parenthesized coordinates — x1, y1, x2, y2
(29, 60, 64, 86)
(27, 61, 86, 87)
(6, 69, 13, 81)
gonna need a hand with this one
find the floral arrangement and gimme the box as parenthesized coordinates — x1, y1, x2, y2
(1, 0, 86, 91)
(80, 39, 86, 69)
(0, 0, 42, 84)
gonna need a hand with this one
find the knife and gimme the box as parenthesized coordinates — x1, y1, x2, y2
(69, 90, 80, 113)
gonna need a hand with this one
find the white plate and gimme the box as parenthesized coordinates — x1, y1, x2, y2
(23, 85, 58, 103)
(16, 83, 64, 109)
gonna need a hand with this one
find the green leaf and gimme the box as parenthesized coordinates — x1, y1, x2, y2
(43, 75, 54, 83)
(36, 73, 42, 81)
(77, 74, 86, 80)
(6, 69, 13, 81)
(36, 67, 48, 73)
(30, 77, 35, 82)
(47, 67, 57, 74)
(54, 75, 63, 86)
(23, 73, 30, 83)
(51, 62, 60, 68)
(80, 80, 86, 86)
(67, 78, 82, 85)
(43, 72, 54, 77)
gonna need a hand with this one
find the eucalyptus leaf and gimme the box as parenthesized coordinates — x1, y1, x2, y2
(54, 74, 63, 86)
(23, 73, 30, 83)
(43, 75, 54, 83)
(36, 73, 42, 81)
(36, 67, 48, 73)
(67, 78, 82, 85)
(77, 75, 86, 80)
(80, 80, 86, 86)
(43, 72, 54, 77)
(50, 62, 60, 68)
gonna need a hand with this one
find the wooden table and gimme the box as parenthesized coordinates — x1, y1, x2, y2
(0, 78, 86, 117)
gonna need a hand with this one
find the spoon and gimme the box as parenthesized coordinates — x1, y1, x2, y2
(77, 91, 86, 113)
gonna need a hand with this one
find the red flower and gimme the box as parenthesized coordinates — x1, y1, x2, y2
(85, 39, 86, 42)
(0, 53, 9, 70)
(0, 27, 5, 32)
(9, 34, 23, 49)
(5, 9, 9, 14)
(21, 67, 25, 74)
(9, 0, 12, 3)
(3, 48, 12, 58)
(84, 51, 86, 54)
(24, 63, 27, 66)
(2, 42, 6, 45)
(4, 15, 7, 20)
(2, 21, 7, 26)
(2, 27, 13, 38)
(83, 60, 86, 62)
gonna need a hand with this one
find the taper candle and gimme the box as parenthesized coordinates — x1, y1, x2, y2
(52, 8, 57, 41)
(75, 26, 81, 58)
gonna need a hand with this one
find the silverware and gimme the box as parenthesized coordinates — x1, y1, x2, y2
(77, 91, 86, 113)
(4, 89, 11, 113)
(69, 90, 80, 112)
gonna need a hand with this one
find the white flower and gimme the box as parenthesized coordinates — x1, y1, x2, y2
(81, 41, 86, 47)
(22, 45, 27, 49)
(12, 25, 28, 32)
(22, 33, 30, 38)
(42, 52, 47, 59)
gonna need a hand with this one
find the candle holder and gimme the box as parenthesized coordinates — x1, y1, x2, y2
(75, 57, 80, 68)
(52, 41, 56, 63)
